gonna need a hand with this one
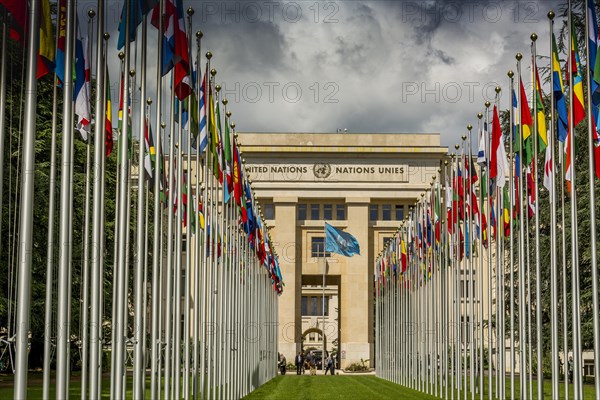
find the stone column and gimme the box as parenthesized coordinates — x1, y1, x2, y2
(272, 197, 301, 362)
(340, 198, 372, 369)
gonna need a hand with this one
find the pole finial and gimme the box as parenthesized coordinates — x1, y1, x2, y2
(516, 52, 523, 61)
(477, 112, 483, 119)
(206, 51, 213, 60)
(548, 10, 555, 20)
(508, 70, 514, 78)
(196, 30, 203, 39)
(485, 101, 491, 109)
(530, 33, 538, 42)
(467, 124, 473, 131)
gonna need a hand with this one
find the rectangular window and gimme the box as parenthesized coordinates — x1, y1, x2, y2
(395, 205, 404, 221)
(298, 204, 307, 220)
(310, 296, 318, 316)
(323, 204, 333, 220)
(264, 203, 275, 220)
(324, 296, 329, 317)
(382, 204, 392, 221)
(336, 204, 347, 220)
(369, 204, 379, 221)
(301, 296, 308, 316)
(311, 204, 320, 220)
(311, 237, 331, 258)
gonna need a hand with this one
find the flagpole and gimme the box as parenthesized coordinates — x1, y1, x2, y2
(567, 3, 583, 397)
(0, 11, 7, 269)
(483, 99, 493, 400)
(516, 52, 528, 400)
(55, 0, 76, 396)
(192, 29, 203, 400)
(164, 71, 176, 400)
(323, 223, 326, 373)
(584, 2, 600, 396)
(507, 69, 516, 400)
(150, 1, 165, 398)
(41, 8, 61, 397)
(530, 33, 544, 400)
(12, 0, 41, 396)
(547, 11, 560, 400)
(133, 11, 148, 399)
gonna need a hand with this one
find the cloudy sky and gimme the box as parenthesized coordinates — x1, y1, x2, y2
(84, 0, 570, 148)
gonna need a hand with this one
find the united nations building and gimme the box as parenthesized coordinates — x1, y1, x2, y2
(237, 132, 448, 369)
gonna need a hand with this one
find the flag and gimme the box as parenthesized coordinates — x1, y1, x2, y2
(543, 143, 554, 202)
(565, 128, 573, 193)
(552, 33, 569, 143)
(526, 166, 535, 218)
(209, 88, 223, 182)
(37, 0, 55, 79)
(74, 23, 91, 139)
(105, 67, 113, 157)
(144, 116, 155, 185)
(55, 0, 67, 85)
(223, 110, 233, 200)
(589, 0, 600, 105)
(151, 0, 191, 98)
(197, 71, 208, 152)
(490, 105, 509, 189)
(325, 222, 360, 257)
(571, 22, 586, 127)
(503, 185, 511, 237)
(519, 79, 533, 141)
(477, 122, 487, 164)
(0, 0, 26, 41)
(400, 239, 407, 274)
(117, 68, 132, 161)
(117, 0, 158, 50)
(534, 66, 547, 152)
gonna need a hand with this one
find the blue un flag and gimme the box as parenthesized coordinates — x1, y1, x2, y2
(325, 223, 360, 257)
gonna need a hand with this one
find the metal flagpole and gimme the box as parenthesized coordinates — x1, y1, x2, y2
(133, 12, 148, 399)
(193, 30, 203, 400)
(183, 9, 194, 400)
(42, 9, 61, 398)
(113, 0, 132, 395)
(0, 10, 7, 268)
(484, 99, 493, 400)
(567, 3, 583, 397)
(174, 95, 184, 400)
(548, 11, 560, 399)
(584, 2, 600, 397)
(516, 52, 528, 400)
(91, 35, 108, 399)
(150, 1, 164, 397)
(164, 72, 176, 399)
(531, 34, 544, 400)
(55, 0, 75, 397)
(13, 0, 40, 397)
(467, 124, 475, 400)
(507, 69, 516, 400)
(476, 112, 484, 400)
(80, 10, 95, 400)
(323, 223, 326, 373)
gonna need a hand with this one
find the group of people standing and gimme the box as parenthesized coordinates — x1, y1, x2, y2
(292, 351, 336, 375)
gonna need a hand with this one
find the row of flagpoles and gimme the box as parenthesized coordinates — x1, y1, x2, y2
(0, 0, 284, 399)
(375, 2, 600, 400)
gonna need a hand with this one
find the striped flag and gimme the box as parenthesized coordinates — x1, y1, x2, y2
(144, 116, 155, 185)
(477, 122, 486, 164)
(571, 22, 586, 127)
(534, 66, 547, 152)
(105, 67, 113, 157)
(490, 105, 509, 189)
(197, 71, 208, 152)
(37, 0, 55, 79)
(552, 33, 569, 143)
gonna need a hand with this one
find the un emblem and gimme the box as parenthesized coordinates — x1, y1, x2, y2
(313, 163, 332, 179)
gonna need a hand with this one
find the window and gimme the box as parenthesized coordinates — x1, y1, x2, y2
(369, 204, 379, 221)
(311, 204, 320, 220)
(311, 237, 331, 258)
(310, 296, 318, 316)
(324, 296, 329, 317)
(301, 296, 308, 316)
(382, 204, 392, 221)
(336, 204, 346, 220)
(264, 204, 275, 220)
(323, 204, 333, 220)
(395, 205, 404, 221)
(298, 204, 307, 220)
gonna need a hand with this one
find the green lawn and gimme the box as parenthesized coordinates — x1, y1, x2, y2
(242, 375, 439, 400)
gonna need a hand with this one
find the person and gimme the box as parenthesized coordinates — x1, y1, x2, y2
(568, 356, 574, 383)
(325, 354, 335, 375)
(295, 352, 303, 375)
(309, 351, 317, 375)
(279, 354, 287, 375)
